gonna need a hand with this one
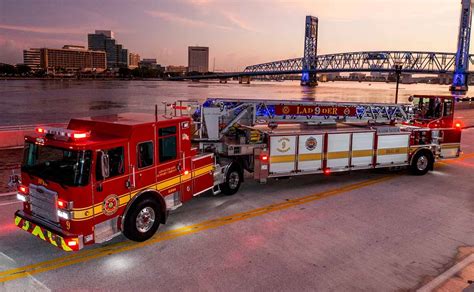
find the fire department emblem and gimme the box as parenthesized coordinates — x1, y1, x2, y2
(282, 106, 290, 115)
(305, 137, 317, 151)
(277, 137, 291, 153)
(344, 107, 351, 116)
(102, 194, 119, 216)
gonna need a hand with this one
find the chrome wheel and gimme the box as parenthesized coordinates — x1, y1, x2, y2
(228, 171, 240, 190)
(417, 155, 428, 171)
(136, 207, 155, 233)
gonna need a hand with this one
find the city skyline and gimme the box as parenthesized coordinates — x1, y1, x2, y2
(0, 0, 462, 70)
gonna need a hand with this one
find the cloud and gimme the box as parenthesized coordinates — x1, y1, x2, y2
(222, 12, 258, 32)
(185, 0, 213, 5)
(0, 38, 23, 64)
(146, 10, 232, 30)
(0, 24, 87, 35)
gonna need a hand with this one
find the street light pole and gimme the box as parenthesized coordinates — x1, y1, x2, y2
(394, 64, 402, 104)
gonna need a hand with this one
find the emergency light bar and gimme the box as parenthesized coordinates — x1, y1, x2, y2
(36, 127, 90, 140)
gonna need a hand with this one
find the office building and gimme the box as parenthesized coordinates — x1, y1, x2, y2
(39, 46, 106, 72)
(139, 58, 164, 71)
(129, 53, 140, 69)
(23, 48, 41, 71)
(188, 46, 209, 73)
(88, 30, 128, 68)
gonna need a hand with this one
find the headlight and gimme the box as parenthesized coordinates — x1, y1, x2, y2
(16, 193, 28, 202)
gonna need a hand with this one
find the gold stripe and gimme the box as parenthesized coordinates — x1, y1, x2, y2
(377, 147, 408, 156)
(441, 144, 460, 149)
(352, 149, 373, 158)
(192, 165, 213, 177)
(327, 151, 349, 159)
(270, 155, 295, 163)
(298, 153, 322, 161)
(72, 164, 215, 221)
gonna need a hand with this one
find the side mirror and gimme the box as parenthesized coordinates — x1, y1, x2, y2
(8, 173, 21, 189)
(99, 151, 110, 179)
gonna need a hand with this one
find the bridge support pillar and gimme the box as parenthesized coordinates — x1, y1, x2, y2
(239, 76, 251, 84)
(450, 0, 472, 93)
(301, 72, 318, 87)
(301, 15, 318, 87)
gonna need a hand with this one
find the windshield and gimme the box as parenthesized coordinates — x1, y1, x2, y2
(22, 142, 92, 187)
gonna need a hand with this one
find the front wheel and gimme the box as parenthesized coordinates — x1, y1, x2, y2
(410, 151, 433, 176)
(221, 165, 242, 195)
(123, 198, 161, 242)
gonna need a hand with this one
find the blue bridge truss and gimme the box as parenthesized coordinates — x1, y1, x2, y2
(244, 51, 474, 75)
(170, 51, 474, 81)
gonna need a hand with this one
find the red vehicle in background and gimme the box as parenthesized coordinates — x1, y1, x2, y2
(14, 95, 462, 251)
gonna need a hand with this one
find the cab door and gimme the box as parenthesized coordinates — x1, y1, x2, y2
(92, 143, 131, 242)
(156, 125, 182, 206)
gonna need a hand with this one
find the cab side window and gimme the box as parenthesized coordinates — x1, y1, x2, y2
(96, 146, 125, 180)
(137, 141, 154, 168)
(158, 126, 177, 162)
(443, 99, 453, 117)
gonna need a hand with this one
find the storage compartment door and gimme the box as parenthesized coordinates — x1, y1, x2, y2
(326, 133, 350, 170)
(351, 132, 374, 168)
(376, 134, 409, 165)
(269, 136, 296, 174)
(297, 135, 323, 172)
(191, 154, 214, 197)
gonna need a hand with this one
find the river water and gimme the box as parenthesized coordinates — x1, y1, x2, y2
(0, 79, 456, 126)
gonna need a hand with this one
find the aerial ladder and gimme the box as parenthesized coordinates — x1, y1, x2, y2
(182, 98, 413, 141)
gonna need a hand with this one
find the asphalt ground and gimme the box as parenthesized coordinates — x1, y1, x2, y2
(0, 128, 472, 290)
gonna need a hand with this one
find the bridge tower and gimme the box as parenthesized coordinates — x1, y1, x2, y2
(450, 0, 473, 93)
(301, 16, 318, 87)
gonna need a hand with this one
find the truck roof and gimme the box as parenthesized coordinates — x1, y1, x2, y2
(25, 113, 190, 150)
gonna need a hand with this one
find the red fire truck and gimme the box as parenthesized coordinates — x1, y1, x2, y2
(14, 95, 462, 251)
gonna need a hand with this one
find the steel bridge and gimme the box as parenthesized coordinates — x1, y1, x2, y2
(170, 51, 473, 81)
(244, 51, 474, 75)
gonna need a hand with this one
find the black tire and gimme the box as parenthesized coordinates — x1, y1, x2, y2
(410, 150, 433, 176)
(123, 197, 161, 242)
(221, 164, 242, 196)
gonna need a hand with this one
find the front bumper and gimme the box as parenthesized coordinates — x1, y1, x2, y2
(14, 211, 83, 251)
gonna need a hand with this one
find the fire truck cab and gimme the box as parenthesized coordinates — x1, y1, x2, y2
(15, 113, 218, 251)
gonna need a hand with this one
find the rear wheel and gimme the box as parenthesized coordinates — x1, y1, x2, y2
(123, 198, 161, 242)
(221, 164, 242, 195)
(410, 150, 433, 176)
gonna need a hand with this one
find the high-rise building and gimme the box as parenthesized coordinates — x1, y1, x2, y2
(188, 46, 209, 73)
(129, 53, 140, 69)
(88, 30, 128, 69)
(39, 46, 106, 72)
(23, 48, 41, 71)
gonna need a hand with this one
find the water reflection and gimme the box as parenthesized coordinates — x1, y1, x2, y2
(0, 79, 454, 126)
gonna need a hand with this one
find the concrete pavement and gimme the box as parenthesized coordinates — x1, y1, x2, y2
(0, 130, 472, 290)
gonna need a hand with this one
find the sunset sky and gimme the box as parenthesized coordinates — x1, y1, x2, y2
(0, 0, 463, 70)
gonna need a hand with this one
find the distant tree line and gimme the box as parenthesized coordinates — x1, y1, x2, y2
(118, 67, 165, 79)
(0, 64, 46, 77)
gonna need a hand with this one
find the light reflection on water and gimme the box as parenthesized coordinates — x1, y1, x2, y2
(0, 79, 454, 126)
